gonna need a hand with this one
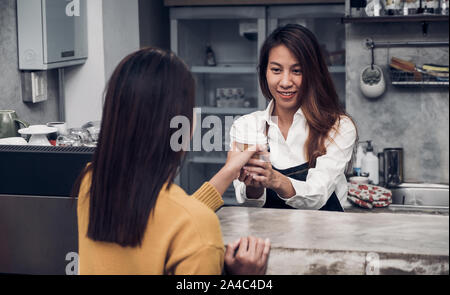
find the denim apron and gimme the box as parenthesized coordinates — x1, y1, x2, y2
(262, 163, 344, 212)
(262, 123, 343, 212)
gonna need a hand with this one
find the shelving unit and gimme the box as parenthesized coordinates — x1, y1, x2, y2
(390, 80, 449, 86)
(191, 65, 257, 74)
(192, 65, 345, 74)
(200, 106, 258, 115)
(342, 14, 449, 35)
(189, 156, 227, 164)
(342, 15, 449, 23)
(170, 3, 348, 204)
(170, 6, 266, 203)
(329, 65, 346, 73)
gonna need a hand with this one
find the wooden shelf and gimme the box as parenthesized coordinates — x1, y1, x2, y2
(342, 15, 449, 24)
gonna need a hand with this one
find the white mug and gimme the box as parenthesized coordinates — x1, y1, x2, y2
(47, 122, 68, 136)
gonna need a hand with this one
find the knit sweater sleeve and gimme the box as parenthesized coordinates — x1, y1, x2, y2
(191, 182, 224, 212)
(173, 245, 225, 275)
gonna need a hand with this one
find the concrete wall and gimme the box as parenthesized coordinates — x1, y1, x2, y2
(63, 0, 106, 129)
(103, 0, 141, 82)
(0, 0, 59, 126)
(63, 0, 140, 128)
(345, 21, 449, 184)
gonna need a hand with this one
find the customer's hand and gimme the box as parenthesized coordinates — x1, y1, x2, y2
(224, 236, 271, 275)
(225, 143, 267, 178)
(237, 150, 270, 188)
(210, 143, 267, 196)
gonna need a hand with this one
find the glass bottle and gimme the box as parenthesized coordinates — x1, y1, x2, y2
(205, 44, 217, 67)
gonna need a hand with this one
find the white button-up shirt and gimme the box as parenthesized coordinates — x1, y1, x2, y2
(231, 100, 357, 210)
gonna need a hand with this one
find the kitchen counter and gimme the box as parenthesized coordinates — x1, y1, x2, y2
(344, 204, 449, 216)
(217, 206, 449, 275)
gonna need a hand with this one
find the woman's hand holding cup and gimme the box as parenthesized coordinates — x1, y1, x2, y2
(238, 150, 270, 188)
(226, 142, 267, 178)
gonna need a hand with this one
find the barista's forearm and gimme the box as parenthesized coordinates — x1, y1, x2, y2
(272, 173, 296, 199)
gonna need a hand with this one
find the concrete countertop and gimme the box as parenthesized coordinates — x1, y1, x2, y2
(217, 207, 449, 275)
(344, 204, 449, 216)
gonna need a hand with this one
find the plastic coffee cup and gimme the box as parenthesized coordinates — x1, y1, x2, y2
(235, 141, 269, 162)
(231, 116, 269, 162)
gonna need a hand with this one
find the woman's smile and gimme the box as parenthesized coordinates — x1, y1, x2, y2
(277, 90, 297, 99)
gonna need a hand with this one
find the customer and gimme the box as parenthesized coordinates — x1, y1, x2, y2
(74, 47, 270, 275)
(232, 24, 357, 211)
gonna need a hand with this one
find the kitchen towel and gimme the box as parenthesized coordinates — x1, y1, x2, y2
(347, 182, 392, 209)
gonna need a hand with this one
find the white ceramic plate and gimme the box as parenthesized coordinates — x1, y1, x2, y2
(0, 137, 28, 145)
(18, 125, 57, 135)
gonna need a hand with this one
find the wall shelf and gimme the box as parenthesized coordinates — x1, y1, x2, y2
(391, 81, 449, 86)
(189, 156, 226, 164)
(200, 106, 258, 115)
(329, 65, 345, 73)
(191, 65, 257, 74)
(342, 15, 449, 24)
(192, 65, 345, 74)
(390, 67, 449, 86)
(343, 14, 449, 35)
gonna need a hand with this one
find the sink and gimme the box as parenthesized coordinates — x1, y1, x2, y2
(390, 183, 449, 207)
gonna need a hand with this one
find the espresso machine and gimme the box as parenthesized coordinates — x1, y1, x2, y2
(378, 148, 403, 187)
(0, 145, 94, 274)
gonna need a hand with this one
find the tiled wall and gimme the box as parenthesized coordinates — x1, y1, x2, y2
(346, 21, 449, 184)
(0, 0, 59, 126)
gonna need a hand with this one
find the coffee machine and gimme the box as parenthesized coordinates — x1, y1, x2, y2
(379, 148, 403, 187)
(0, 145, 94, 274)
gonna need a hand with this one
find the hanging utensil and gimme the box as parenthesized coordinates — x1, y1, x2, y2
(360, 43, 386, 98)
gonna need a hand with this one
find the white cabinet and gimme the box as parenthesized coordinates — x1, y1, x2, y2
(170, 4, 346, 204)
(17, 0, 88, 70)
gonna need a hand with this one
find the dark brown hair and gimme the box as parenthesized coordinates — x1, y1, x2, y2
(72, 47, 195, 247)
(259, 24, 356, 168)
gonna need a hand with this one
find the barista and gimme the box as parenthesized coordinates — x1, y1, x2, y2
(231, 24, 357, 211)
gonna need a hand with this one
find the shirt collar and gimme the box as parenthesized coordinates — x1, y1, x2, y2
(263, 100, 305, 125)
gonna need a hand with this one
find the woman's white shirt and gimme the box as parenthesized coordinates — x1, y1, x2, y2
(231, 100, 357, 210)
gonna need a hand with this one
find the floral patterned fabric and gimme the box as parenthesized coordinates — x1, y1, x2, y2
(347, 182, 392, 209)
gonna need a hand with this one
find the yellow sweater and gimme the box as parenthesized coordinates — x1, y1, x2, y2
(77, 172, 225, 275)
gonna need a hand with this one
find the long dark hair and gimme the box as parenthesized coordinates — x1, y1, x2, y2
(259, 24, 356, 168)
(73, 47, 195, 247)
